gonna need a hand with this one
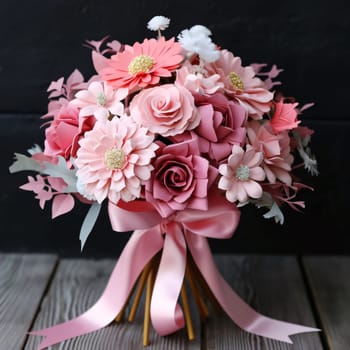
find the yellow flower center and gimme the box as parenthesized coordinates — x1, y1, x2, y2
(104, 149, 125, 170)
(128, 55, 155, 75)
(229, 72, 244, 90)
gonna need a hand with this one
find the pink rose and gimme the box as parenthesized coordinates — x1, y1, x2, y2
(129, 83, 200, 137)
(194, 93, 246, 162)
(145, 136, 218, 218)
(44, 105, 95, 159)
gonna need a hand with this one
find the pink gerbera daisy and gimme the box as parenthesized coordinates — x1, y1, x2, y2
(75, 116, 158, 204)
(218, 145, 265, 203)
(92, 37, 183, 91)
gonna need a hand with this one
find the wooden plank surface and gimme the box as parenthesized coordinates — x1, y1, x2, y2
(25, 258, 200, 350)
(0, 254, 57, 350)
(303, 256, 350, 350)
(204, 255, 323, 350)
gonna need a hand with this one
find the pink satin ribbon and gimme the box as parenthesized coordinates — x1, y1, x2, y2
(31, 193, 319, 349)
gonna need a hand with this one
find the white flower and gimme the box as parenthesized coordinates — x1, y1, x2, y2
(188, 25, 212, 36)
(178, 25, 220, 63)
(147, 16, 170, 31)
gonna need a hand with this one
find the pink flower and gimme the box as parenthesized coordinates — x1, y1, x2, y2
(75, 116, 158, 204)
(70, 81, 128, 120)
(145, 136, 218, 218)
(44, 105, 95, 159)
(175, 63, 224, 95)
(207, 50, 273, 119)
(92, 37, 183, 90)
(270, 101, 300, 133)
(129, 83, 199, 137)
(194, 93, 246, 162)
(218, 145, 265, 203)
(247, 121, 293, 185)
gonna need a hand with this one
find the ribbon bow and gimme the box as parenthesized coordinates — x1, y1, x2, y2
(31, 193, 318, 349)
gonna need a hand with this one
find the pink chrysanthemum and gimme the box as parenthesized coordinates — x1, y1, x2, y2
(75, 116, 158, 204)
(218, 145, 265, 203)
(207, 50, 274, 119)
(92, 37, 183, 90)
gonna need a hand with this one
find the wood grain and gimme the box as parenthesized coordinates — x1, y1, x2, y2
(25, 258, 200, 350)
(303, 256, 350, 350)
(204, 255, 323, 350)
(0, 254, 57, 350)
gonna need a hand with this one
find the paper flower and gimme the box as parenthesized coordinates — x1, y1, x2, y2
(129, 83, 199, 137)
(175, 64, 224, 95)
(207, 50, 273, 118)
(218, 145, 265, 203)
(247, 121, 293, 185)
(270, 101, 300, 133)
(178, 25, 220, 63)
(147, 16, 170, 32)
(70, 81, 128, 120)
(44, 105, 95, 159)
(194, 93, 246, 162)
(75, 117, 158, 204)
(92, 37, 183, 90)
(145, 136, 218, 217)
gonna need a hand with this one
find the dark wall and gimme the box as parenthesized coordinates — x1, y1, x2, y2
(1, 0, 349, 257)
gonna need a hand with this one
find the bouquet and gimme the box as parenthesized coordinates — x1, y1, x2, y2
(10, 15, 319, 349)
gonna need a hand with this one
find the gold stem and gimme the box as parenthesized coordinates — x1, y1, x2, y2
(188, 255, 222, 316)
(186, 264, 209, 321)
(115, 303, 127, 323)
(143, 261, 156, 346)
(128, 261, 153, 323)
(181, 283, 195, 341)
(115, 278, 136, 323)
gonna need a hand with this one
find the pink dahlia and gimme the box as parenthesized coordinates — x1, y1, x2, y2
(218, 145, 265, 203)
(207, 50, 273, 119)
(70, 81, 128, 120)
(247, 120, 294, 185)
(75, 116, 158, 204)
(92, 37, 183, 90)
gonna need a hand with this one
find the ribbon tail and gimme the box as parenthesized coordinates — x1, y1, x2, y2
(186, 233, 320, 344)
(31, 228, 163, 350)
(151, 222, 187, 336)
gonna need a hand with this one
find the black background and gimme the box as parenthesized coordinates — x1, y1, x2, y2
(1, 0, 349, 257)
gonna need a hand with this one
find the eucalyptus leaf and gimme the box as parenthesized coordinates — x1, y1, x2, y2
(79, 202, 102, 251)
